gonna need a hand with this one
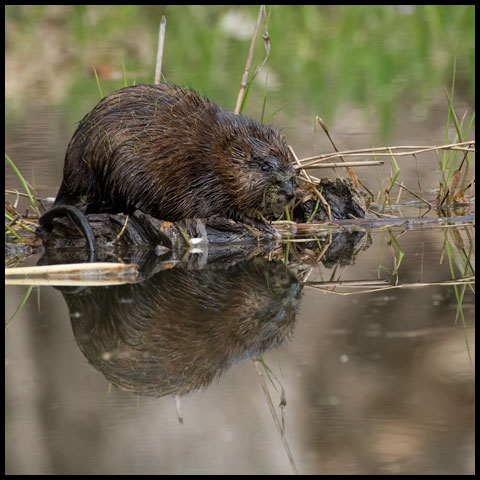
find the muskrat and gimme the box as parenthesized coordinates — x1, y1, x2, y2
(39, 83, 297, 253)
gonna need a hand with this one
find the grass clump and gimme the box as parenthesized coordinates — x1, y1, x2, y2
(5, 153, 43, 261)
(437, 60, 475, 210)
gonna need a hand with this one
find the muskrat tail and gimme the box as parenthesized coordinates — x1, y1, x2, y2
(39, 205, 96, 262)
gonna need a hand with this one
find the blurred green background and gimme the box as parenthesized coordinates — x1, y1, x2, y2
(5, 5, 475, 139)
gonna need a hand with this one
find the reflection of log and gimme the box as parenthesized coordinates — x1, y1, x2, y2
(62, 257, 301, 397)
(319, 230, 370, 268)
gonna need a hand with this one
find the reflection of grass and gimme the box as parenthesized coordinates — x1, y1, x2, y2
(378, 229, 404, 281)
(253, 356, 298, 475)
(300, 222, 474, 362)
(442, 224, 475, 364)
(5, 285, 33, 330)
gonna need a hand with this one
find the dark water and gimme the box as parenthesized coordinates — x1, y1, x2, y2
(5, 220, 475, 474)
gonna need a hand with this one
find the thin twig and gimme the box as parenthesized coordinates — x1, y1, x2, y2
(290, 146, 332, 219)
(297, 160, 384, 169)
(289, 145, 315, 183)
(299, 141, 475, 168)
(393, 181, 433, 212)
(304, 279, 391, 288)
(5, 189, 41, 201)
(116, 214, 130, 241)
(315, 116, 360, 189)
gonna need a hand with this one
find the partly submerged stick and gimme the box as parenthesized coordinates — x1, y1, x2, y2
(5, 262, 138, 275)
(5, 263, 140, 286)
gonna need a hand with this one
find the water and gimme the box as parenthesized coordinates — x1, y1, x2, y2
(5, 106, 475, 473)
(5, 220, 475, 474)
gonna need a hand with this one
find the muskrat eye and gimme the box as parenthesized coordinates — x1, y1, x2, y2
(259, 156, 280, 173)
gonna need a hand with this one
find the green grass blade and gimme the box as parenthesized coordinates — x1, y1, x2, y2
(306, 198, 320, 223)
(442, 57, 456, 170)
(260, 71, 269, 123)
(121, 56, 128, 87)
(382, 150, 400, 210)
(92, 66, 104, 99)
(263, 105, 284, 123)
(5, 153, 40, 218)
(5, 223, 22, 241)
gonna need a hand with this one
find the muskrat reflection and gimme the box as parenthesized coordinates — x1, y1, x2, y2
(63, 257, 301, 397)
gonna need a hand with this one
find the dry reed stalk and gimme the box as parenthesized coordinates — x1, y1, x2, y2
(299, 141, 475, 168)
(315, 116, 360, 189)
(5, 189, 42, 201)
(288, 145, 332, 219)
(298, 160, 384, 169)
(304, 279, 390, 288)
(234, 5, 266, 114)
(116, 213, 130, 241)
(154, 16, 167, 85)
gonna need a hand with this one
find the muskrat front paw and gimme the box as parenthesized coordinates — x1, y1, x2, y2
(241, 216, 281, 239)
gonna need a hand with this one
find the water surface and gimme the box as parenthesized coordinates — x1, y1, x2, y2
(5, 221, 475, 475)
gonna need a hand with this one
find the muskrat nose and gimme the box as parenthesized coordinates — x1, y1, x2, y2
(276, 174, 297, 200)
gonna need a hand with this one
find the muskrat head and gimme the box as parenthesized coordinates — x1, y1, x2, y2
(221, 124, 297, 219)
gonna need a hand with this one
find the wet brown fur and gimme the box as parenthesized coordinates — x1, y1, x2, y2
(54, 83, 296, 222)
